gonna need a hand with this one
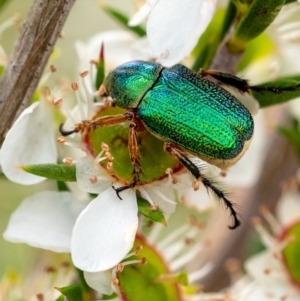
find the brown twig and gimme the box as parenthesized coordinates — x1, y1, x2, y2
(0, 0, 76, 146)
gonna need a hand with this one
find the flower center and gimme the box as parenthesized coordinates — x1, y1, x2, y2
(83, 104, 181, 185)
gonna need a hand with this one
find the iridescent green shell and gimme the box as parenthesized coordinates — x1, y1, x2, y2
(104, 61, 254, 163)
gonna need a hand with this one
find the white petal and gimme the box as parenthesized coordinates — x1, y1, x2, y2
(84, 270, 114, 295)
(181, 186, 216, 212)
(147, 0, 216, 66)
(76, 158, 112, 194)
(3, 191, 84, 252)
(245, 251, 287, 285)
(71, 188, 138, 272)
(277, 191, 300, 225)
(140, 181, 177, 214)
(129, 0, 158, 26)
(1, 101, 57, 184)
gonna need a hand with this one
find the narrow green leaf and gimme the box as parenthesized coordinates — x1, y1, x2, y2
(252, 75, 300, 108)
(285, 0, 297, 4)
(95, 43, 105, 90)
(56, 284, 83, 301)
(22, 164, 76, 182)
(192, 9, 226, 70)
(137, 196, 167, 225)
(101, 3, 146, 37)
(229, 0, 285, 52)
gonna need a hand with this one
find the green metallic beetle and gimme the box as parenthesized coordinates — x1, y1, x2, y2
(61, 60, 255, 229)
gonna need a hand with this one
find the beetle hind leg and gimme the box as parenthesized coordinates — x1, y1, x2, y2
(164, 142, 240, 229)
(113, 121, 142, 200)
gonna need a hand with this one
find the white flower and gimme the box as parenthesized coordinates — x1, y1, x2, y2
(129, 0, 217, 66)
(240, 186, 300, 301)
(0, 100, 57, 184)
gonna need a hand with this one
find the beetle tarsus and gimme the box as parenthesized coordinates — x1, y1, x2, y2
(112, 179, 137, 199)
(59, 123, 77, 136)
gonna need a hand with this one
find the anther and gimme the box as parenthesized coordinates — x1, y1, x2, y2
(50, 65, 57, 72)
(165, 168, 173, 175)
(134, 245, 143, 255)
(251, 216, 261, 226)
(151, 204, 158, 211)
(111, 278, 119, 286)
(90, 59, 98, 65)
(116, 264, 124, 273)
(264, 268, 271, 275)
(107, 161, 113, 170)
(71, 81, 79, 91)
(79, 70, 89, 78)
(63, 157, 73, 165)
(99, 84, 107, 96)
(172, 176, 178, 184)
(36, 293, 44, 301)
(192, 180, 200, 191)
(53, 97, 63, 105)
(89, 176, 97, 184)
(44, 266, 56, 273)
(101, 142, 110, 152)
(44, 87, 51, 96)
(58, 31, 64, 38)
(57, 136, 66, 144)
(184, 237, 195, 245)
(105, 151, 114, 161)
(220, 170, 227, 177)
(140, 257, 147, 265)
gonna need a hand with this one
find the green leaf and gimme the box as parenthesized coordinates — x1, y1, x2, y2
(22, 164, 76, 182)
(282, 222, 300, 285)
(101, 3, 146, 37)
(118, 235, 183, 301)
(56, 284, 83, 301)
(137, 196, 167, 225)
(229, 0, 285, 52)
(278, 119, 300, 161)
(0, 65, 4, 76)
(192, 9, 226, 70)
(252, 75, 300, 108)
(0, 0, 11, 11)
(95, 43, 105, 90)
(285, 0, 298, 4)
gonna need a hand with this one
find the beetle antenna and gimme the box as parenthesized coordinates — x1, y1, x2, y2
(165, 143, 240, 229)
(59, 123, 77, 136)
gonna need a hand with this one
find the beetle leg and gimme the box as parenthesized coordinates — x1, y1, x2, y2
(113, 121, 141, 200)
(198, 69, 251, 93)
(59, 112, 134, 136)
(199, 69, 300, 95)
(164, 142, 240, 230)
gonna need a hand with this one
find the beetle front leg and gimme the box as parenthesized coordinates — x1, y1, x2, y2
(164, 142, 240, 230)
(59, 112, 134, 136)
(113, 121, 141, 199)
